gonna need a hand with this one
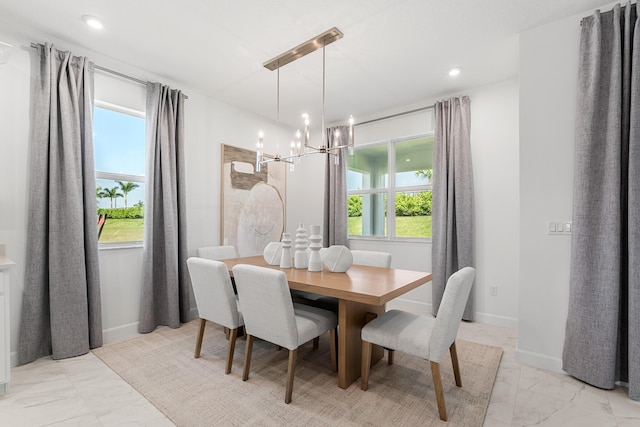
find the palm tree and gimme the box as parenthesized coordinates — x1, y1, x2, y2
(116, 181, 140, 208)
(103, 186, 124, 208)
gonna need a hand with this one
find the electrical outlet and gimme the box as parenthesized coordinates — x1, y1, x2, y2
(489, 286, 498, 297)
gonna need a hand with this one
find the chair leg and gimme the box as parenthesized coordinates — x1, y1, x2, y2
(330, 328, 337, 372)
(361, 340, 372, 390)
(225, 327, 239, 375)
(194, 318, 206, 358)
(450, 341, 462, 387)
(285, 349, 298, 404)
(243, 335, 254, 381)
(388, 349, 394, 365)
(430, 361, 447, 421)
(313, 336, 320, 349)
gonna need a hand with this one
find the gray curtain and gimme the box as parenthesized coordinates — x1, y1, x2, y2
(324, 126, 348, 246)
(138, 82, 189, 333)
(563, 2, 639, 401)
(19, 43, 102, 364)
(431, 96, 474, 321)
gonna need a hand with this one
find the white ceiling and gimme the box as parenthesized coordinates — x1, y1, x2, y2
(0, 0, 608, 127)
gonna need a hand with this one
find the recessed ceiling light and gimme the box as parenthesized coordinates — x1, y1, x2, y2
(448, 67, 462, 77)
(83, 15, 104, 30)
(405, 158, 411, 162)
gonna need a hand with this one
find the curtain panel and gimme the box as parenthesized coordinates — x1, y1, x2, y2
(19, 44, 103, 363)
(323, 126, 349, 246)
(563, 2, 639, 401)
(138, 82, 189, 333)
(431, 96, 474, 321)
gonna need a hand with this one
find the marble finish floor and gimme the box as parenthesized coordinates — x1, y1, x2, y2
(1, 321, 638, 426)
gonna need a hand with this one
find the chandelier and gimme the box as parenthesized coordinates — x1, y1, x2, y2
(256, 27, 354, 172)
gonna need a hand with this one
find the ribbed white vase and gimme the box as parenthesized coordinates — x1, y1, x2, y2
(294, 223, 308, 269)
(280, 232, 292, 268)
(307, 225, 323, 272)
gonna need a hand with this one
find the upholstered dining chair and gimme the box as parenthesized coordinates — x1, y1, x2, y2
(196, 245, 236, 260)
(232, 264, 338, 404)
(186, 257, 244, 374)
(360, 266, 475, 421)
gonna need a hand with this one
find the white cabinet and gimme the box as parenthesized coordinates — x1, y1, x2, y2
(0, 245, 14, 395)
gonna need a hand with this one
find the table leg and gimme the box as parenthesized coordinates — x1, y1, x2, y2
(338, 299, 384, 389)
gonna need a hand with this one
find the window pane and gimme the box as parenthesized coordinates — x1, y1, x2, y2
(348, 193, 387, 237)
(347, 144, 388, 190)
(394, 191, 432, 238)
(96, 180, 145, 243)
(395, 136, 433, 188)
(94, 105, 146, 244)
(94, 107, 145, 175)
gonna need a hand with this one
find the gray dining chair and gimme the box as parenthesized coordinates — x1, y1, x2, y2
(196, 245, 237, 260)
(232, 264, 338, 404)
(187, 257, 244, 374)
(360, 266, 475, 421)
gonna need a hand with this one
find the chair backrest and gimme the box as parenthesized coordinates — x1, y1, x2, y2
(232, 264, 298, 349)
(351, 250, 392, 268)
(428, 267, 475, 362)
(187, 257, 242, 329)
(196, 245, 236, 260)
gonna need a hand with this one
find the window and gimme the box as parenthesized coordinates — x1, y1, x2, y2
(347, 134, 433, 239)
(94, 102, 146, 244)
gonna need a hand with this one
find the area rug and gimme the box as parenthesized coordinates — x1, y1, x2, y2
(93, 320, 502, 426)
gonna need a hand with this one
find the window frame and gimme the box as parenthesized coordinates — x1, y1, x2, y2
(94, 100, 147, 248)
(347, 132, 434, 242)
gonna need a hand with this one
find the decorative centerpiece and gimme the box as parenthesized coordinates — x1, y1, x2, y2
(294, 223, 308, 269)
(307, 225, 323, 272)
(280, 232, 293, 268)
(263, 241, 282, 265)
(322, 245, 353, 272)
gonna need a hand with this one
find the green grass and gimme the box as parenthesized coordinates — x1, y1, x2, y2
(99, 218, 144, 243)
(348, 215, 432, 238)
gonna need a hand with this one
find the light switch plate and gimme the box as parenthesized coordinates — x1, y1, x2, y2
(547, 221, 572, 235)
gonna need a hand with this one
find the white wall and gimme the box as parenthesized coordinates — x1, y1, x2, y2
(517, 2, 616, 371)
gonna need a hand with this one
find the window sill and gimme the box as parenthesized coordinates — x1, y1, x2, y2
(99, 242, 143, 251)
(348, 236, 431, 244)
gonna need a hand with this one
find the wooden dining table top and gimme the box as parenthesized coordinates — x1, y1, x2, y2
(221, 255, 432, 306)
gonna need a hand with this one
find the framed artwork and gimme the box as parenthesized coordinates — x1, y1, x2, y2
(220, 144, 286, 256)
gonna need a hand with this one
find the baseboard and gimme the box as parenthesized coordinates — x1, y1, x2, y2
(515, 347, 565, 374)
(387, 298, 518, 329)
(474, 312, 518, 330)
(103, 322, 140, 345)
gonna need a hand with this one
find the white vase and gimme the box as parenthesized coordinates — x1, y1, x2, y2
(280, 232, 293, 268)
(294, 223, 308, 269)
(307, 225, 323, 272)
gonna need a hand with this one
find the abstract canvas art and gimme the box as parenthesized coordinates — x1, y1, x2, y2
(220, 144, 286, 256)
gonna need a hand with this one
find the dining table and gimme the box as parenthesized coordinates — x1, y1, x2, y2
(221, 255, 432, 389)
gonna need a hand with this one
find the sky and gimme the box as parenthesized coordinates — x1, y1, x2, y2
(94, 106, 146, 209)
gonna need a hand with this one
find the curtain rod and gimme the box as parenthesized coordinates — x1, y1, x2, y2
(354, 105, 434, 127)
(30, 42, 188, 99)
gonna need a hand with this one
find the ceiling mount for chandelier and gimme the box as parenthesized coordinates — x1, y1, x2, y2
(256, 27, 354, 172)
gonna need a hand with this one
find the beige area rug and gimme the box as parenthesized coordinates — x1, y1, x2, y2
(93, 320, 502, 426)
